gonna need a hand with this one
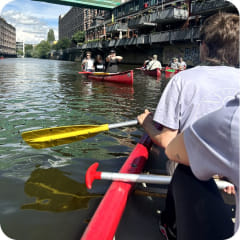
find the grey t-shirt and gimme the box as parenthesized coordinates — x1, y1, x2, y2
(153, 66, 240, 132)
(183, 95, 240, 232)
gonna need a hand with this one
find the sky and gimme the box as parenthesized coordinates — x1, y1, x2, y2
(0, 0, 71, 44)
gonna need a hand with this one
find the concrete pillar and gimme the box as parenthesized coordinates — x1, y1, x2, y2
(127, 28, 130, 38)
(103, 24, 106, 36)
(119, 31, 122, 39)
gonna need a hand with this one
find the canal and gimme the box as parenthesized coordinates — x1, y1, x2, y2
(0, 58, 169, 240)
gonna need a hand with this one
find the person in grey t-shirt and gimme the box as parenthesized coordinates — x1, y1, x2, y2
(137, 12, 239, 240)
(165, 94, 239, 239)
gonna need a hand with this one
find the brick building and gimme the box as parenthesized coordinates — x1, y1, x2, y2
(0, 17, 16, 57)
(58, 7, 106, 41)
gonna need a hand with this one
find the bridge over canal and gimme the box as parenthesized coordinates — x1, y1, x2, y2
(33, 0, 123, 9)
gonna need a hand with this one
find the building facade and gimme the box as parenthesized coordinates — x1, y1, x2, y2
(0, 17, 16, 57)
(56, 0, 237, 66)
(58, 7, 107, 41)
(16, 41, 25, 56)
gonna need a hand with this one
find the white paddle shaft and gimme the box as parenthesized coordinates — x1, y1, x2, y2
(100, 172, 233, 190)
(108, 120, 138, 129)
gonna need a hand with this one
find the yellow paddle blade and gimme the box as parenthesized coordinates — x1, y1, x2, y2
(92, 72, 111, 75)
(21, 124, 109, 149)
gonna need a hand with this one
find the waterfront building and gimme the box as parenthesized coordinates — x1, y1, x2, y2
(58, 7, 107, 41)
(0, 17, 16, 57)
(57, 0, 238, 66)
(16, 41, 25, 57)
(83, 0, 237, 66)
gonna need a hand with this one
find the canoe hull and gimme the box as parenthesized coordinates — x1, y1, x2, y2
(164, 67, 181, 78)
(85, 70, 134, 85)
(81, 134, 152, 240)
(141, 68, 161, 78)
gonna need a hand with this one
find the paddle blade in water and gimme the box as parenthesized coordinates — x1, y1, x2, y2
(21, 124, 109, 149)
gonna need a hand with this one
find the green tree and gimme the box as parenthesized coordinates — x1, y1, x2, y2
(53, 38, 71, 50)
(25, 44, 33, 57)
(47, 29, 55, 43)
(33, 40, 51, 59)
(72, 31, 85, 44)
(17, 49, 23, 57)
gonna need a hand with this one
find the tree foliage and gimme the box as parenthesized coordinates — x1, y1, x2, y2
(52, 38, 71, 50)
(17, 49, 23, 56)
(25, 44, 33, 57)
(72, 31, 85, 44)
(33, 40, 51, 59)
(47, 29, 55, 43)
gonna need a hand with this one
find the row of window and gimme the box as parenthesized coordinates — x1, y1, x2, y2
(112, 0, 169, 18)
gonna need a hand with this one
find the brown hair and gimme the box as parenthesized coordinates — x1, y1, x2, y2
(95, 54, 103, 61)
(200, 12, 239, 67)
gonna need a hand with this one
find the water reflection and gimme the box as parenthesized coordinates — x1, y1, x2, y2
(22, 168, 101, 212)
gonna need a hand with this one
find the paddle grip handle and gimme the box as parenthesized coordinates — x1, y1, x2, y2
(85, 163, 101, 189)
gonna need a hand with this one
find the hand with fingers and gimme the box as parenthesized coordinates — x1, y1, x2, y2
(224, 185, 236, 195)
(137, 109, 153, 130)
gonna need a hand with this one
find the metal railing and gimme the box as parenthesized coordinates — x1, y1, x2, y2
(78, 26, 200, 50)
(151, 8, 188, 23)
(191, 0, 234, 15)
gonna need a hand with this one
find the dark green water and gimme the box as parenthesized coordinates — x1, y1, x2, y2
(0, 58, 168, 240)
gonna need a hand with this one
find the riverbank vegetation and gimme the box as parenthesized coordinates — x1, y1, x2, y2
(24, 29, 85, 59)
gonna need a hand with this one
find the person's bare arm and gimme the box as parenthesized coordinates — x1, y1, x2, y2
(137, 109, 178, 149)
(165, 132, 190, 166)
(82, 59, 87, 64)
(166, 132, 235, 194)
(115, 56, 123, 61)
(106, 56, 111, 62)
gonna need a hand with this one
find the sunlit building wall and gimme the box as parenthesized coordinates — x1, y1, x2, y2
(0, 17, 16, 56)
(58, 7, 106, 40)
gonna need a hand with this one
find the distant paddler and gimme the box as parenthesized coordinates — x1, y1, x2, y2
(105, 49, 123, 73)
(178, 57, 187, 70)
(94, 54, 105, 72)
(143, 56, 153, 69)
(170, 57, 180, 70)
(146, 54, 162, 70)
(82, 51, 94, 72)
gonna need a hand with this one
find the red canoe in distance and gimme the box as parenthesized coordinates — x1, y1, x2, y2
(164, 66, 181, 78)
(141, 68, 161, 78)
(79, 70, 134, 85)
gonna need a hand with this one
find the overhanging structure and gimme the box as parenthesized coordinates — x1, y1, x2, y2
(32, 0, 122, 9)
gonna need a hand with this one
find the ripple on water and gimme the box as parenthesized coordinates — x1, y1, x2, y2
(0, 58, 166, 239)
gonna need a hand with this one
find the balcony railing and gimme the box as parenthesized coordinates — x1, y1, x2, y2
(115, 38, 128, 46)
(109, 39, 116, 47)
(150, 26, 200, 43)
(80, 27, 200, 51)
(151, 8, 188, 23)
(106, 23, 128, 33)
(128, 15, 157, 29)
(191, 0, 234, 15)
(151, 31, 170, 43)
